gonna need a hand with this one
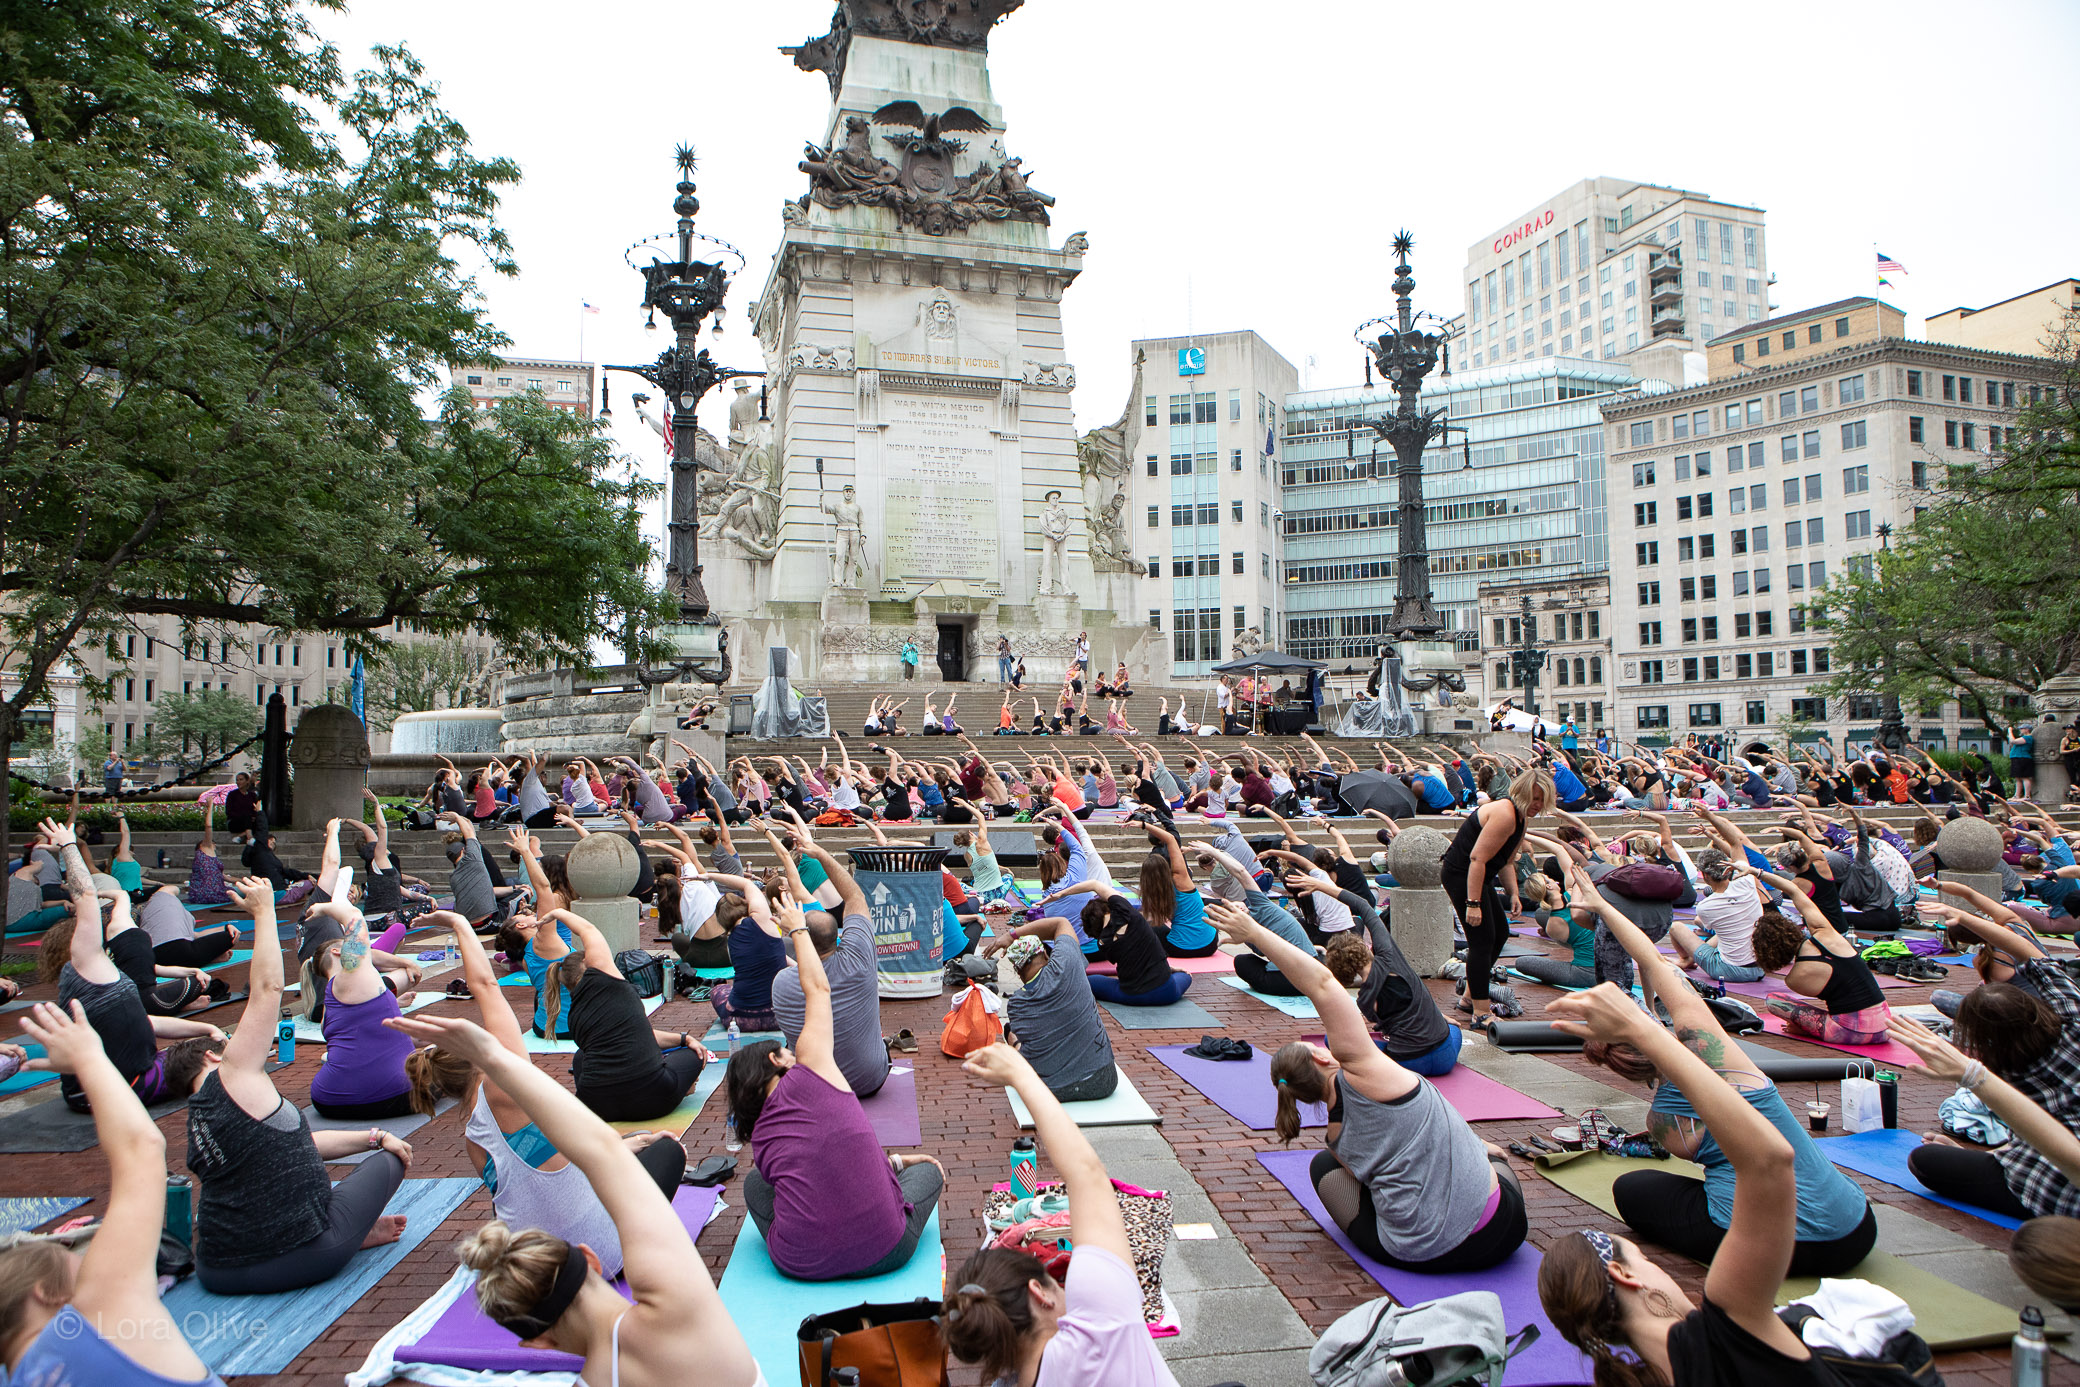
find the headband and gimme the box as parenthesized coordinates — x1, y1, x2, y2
(1577, 1229, 1622, 1345)
(494, 1243, 589, 1340)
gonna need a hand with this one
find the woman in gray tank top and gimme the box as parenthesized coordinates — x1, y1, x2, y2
(1213, 901, 1529, 1273)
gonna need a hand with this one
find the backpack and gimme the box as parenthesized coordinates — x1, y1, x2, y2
(1310, 1292, 1539, 1387)
(614, 949, 667, 998)
(1600, 860, 1687, 902)
(940, 983, 1003, 1057)
(1777, 1303, 1940, 1386)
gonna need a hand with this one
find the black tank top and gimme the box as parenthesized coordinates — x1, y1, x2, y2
(1798, 939, 1885, 1015)
(1795, 867, 1844, 929)
(1442, 801, 1525, 875)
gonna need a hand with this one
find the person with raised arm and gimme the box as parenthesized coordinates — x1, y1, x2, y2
(944, 1042, 1177, 1385)
(386, 1014, 758, 1387)
(0, 1000, 227, 1386)
(1536, 979, 1823, 1387)
(1903, 901, 2080, 1220)
(1231, 910, 1525, 1272)
(1134, 820, 1217, 957)
(187, 876, 413, 1292)
(980, 914, 1119, 1102)
(1439, 766, 1551, 1031)
(763, 818, 888, 1098)
(1564, 857, 1875, 1275)
(301, 898, 419, 1119)
(534, 907, 709, 1123)
(702, 843, 788, 1033)
(724, 892, 943, 1281)
(1739, 861, 1890, 1044)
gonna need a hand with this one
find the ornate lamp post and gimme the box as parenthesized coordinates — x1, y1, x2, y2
(1511, 593, 1549, 719)
(1349, 232, 1468, 641)
(600, 146, 762, 686)
(1873, 522, 1909, 753)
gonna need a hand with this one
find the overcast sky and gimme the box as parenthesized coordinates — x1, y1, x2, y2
(314, 0, 2080, 460)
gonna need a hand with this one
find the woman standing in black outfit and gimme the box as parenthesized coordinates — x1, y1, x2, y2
(1439, 767, 1550, 1032)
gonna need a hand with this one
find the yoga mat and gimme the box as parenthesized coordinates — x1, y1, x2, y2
(1733, 1038, 1876, 1082)
(1147, 1045, 1326, 1131)
(163, 1176, 480, 1376)
(717, 1209, 945, 1387)
(607, 1060, 725, 1138)
(1531, 1148, 1705, 1219)
(1096, 996, 1220, 1031)
(523, 992, 664, 1053)
(304, 1095, 457, 1164)
(0, 1195, 90, 1235)
(290, 988, 448, 1042)
(1290, 1038, 1563, 1123)
(1817, 1127, 2024, 1230)
(0, 1091, 188, 1153)
(1006, 1066, 1159, 1128)
(860, 1063, 922, 1146)
(1256, 1149, 1592, 1386)
(1757, 1013, 1921, 1068)
(396, 1184, 723, 1374)
(1213, 972, 1319, 1017)
(1489, 1020, 1583, 1053)
(0, 1043, 56, 1096)
(1086, 951, 1237, 976)
(202, 949, 253, 972)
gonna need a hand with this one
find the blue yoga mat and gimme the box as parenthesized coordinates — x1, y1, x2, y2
(0, 1195, 90, 1235)
(162, 1176, 480, 1375)
(1213, 973, 1319, 1018)
(1818, 1127, 2023, 1230)
(716, 1211, 944, 1387)
(0, 1045, 56, 1096)
(203, 949, 253, 973)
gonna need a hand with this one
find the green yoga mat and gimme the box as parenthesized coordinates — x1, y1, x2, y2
(290, 990, 449, 1042)
(522, 992, 663, 1053)
(1005, 1066, 1158, 1129)
(1531, 1150, 2029, 1350)
(716, 1209, 944, 1387)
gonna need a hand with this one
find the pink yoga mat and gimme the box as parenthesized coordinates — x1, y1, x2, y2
(1758, 1013, 1921, 1068)
(398, 1183, 722, 1372)
(1086, 951, 1235, 977)
(1257, 1148, 1593, 1386)
(1289, 1038, 1562, 1123)
(1691, 968, 1913, 999)
(861, 1065, 922, 1146)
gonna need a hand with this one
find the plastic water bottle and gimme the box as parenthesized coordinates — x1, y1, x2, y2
(1009, 1136, 1038, 1201)
(727, 1020, 741, 1057)
(724, 1112, 743, 1154)
(2012, 1306, 2048, 1387)
(276, 1018, 296, 1066)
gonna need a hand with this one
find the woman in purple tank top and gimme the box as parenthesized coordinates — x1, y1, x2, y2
(723, 893, 944, 1281)
(1, 1000, 226, 1386)
(302, 902, 416, 1118)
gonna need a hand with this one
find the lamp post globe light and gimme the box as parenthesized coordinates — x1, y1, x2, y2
(600, 146, 761, 688)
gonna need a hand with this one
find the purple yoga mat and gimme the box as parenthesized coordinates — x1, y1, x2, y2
(861, 1065, 922, 1146)
(1147, 1045, 1327, 1131)
(1257, 1148, 1592, 1386)
(398, 1183, 722, 1373)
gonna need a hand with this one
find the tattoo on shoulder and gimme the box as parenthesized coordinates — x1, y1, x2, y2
(1674, 1026, 1726, 1071)
(341, 931, 370, 971)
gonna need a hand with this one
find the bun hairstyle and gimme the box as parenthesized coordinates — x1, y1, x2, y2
(943, 1247, 1048, 1381)
(1537, 1234, 1662, 1387)
(1581, 1038, 1658, 1085)
(1693, 848, 1736, 883)
(458, 1221, 574, 1335)
(1269, 1041, 1330, 1145)
(406, 1045, 472, 1116)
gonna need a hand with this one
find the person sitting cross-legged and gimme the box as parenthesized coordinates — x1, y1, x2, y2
(1073, 881, 1193, 1008)
(763, 822, 889, 1099)
(981, 917, 1119, 1103)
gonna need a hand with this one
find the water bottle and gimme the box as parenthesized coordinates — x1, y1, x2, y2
(1009, 1136, 1038, 1201)
(276, 1018, 296, 1066)
(2012, 1306, 2048, 1387)
(724, 1112, 743, 1154)
(163, 1175, 193, 1247)
(727, 1020, 741, 1057)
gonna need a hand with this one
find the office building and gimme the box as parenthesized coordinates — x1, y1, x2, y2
(450, 356, 596, 417)
(1460, 178, 1770, 385)
(1926, 279, 2079, 357)
(1279, 355, 1638, 668)
(1479, 574, 1613, 734)
(1602, 297, 2062, 751)
(1128, 332, 1298, 677)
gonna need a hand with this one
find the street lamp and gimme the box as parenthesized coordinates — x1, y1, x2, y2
(1873, 521, 1909, 753)
(1511, 593, 1549, 719)
(600, 145, 762, 686)
(1347, 231, 1466, 641)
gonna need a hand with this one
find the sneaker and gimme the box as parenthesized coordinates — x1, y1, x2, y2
(1896, 957, 1949, 984)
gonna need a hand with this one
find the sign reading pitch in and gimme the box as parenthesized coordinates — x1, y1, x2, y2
(859, 873, 945, 998)
(881, 393, 1001, 593)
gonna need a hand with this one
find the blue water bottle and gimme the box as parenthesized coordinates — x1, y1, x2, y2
(276, 1018, 296, 1066)
(1009, 1136, 1038, 1201)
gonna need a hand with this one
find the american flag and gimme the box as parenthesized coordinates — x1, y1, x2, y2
(582, 300, 601, 314)
(1876, 251, 1906, 274)
(660, 409, 674, 457)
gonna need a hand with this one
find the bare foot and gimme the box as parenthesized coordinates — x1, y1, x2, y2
(360, 1215, 407, 1249)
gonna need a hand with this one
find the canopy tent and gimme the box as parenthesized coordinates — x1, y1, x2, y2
(1206, 650, 1328, 734)
(1209, 651, 1327, 675)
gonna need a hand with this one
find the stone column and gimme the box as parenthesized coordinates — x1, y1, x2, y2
(1386, 826, 1458, 977)
(288, 705, 370, 831)
(1934, 815, 2006, 904)
(566, 831, 643, 956)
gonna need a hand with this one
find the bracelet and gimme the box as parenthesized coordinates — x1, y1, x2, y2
(368, 1128, 382, 1150)
(1960, 1061, 1988, 1091)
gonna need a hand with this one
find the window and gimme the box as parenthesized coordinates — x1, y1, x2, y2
(1792, 649, 1808, 675)
(1639, 622, 1664, 646)
(1629, 421, 1654, 447)
(1781, 331, 1796, 351)
(1839, 374, 1867, 405)
(1632, 461, 1656, 487)
(1908, 416, 1924, 444)
(1758, 337, 1770, 358)
(1844, 510, 1872, 540)
(1780, 435, 1799, 463)
(1806, 517, 1824, 544)
(1147, 505, 1159, 529)
(1690, 703, 1723, 727)
(1231, 552, 1244, 575)
(1751, 525, 1768, 552)
(1748, 441, 1765, 469)
(1724, 404, 1741, 431)
(1962, 422, 1976, 450)
(1694, 452, 1711, 477)
(1638, 706, 1670, 729)
(1750, 483, 1767, 511)
(1677, 536, 1694, 561)
(1675, 456, 1692, 482)
(1262, 553, 1271, 577)
(1639, 581, 1661, 605)
(1737, 652, 1753, 678)
(1702, 617, 1719, 639)
(1729, 488, 1746, 515)
(1146, 455, 1159, 476)
(1148, 556, 1162, 576)
(1746, 401, 1763, 427)
(1785, 520, 1802, 549)
(1588, 612, 1601, 638)
(1683, 657, 1699, 682)
(1676, 496, 1692, 522)
(1697, 492, 1714, 518)
(1945, 419, 1958, 447)
(1907, 370, 1923, 398)
(1735, 613, 1752, 638)
(1842, 463, 1869, 495)
(1960, 377, 1974, 404)
(1636, 541, 1659, 565)
(1672, 413, 1690, 440)
(1232, 500, 1244, 523)
(1836, 317, 1851, 337)
(1572, 613, 1585, 641)
(1634, 501, 1658, 526)
(1778, 390, 1796, 419)
(1231, 448, 1242, 472)
(1700, 575, 1717, 599)
(1733, 572, 1750, 596)
(1733, 344, 1746, 365)
(1841, 420, 1868, 450)
(1680, 577, 1696, 602)
(1942, 374, 1957, 401)
(1803, 430, 1821, 459)
(1748, 699, 1768, 724)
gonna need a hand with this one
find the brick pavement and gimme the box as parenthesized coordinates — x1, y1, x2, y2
(1, 917, 2073, 1385)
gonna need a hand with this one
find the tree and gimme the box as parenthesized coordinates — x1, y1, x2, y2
(140, 689, 263, 767)
(1813, 308, 2080, 735)
(326, 637, 492, 732)
(0, 5, 674, 856)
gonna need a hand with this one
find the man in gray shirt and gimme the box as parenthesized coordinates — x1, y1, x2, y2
(437, 812, 500, 928)
(768, 842, 889, 1097)
(1199, 822, 1264, 904)
(992, 923, 1116, 1102)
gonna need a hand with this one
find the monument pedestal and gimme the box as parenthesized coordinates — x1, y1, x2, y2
(565, 832, 643, 956)
(1387, 827, 1457, 977)
(290, 706, 371, 831)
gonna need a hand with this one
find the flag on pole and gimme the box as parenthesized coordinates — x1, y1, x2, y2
(1876, 251, 1906, 274)
(661, 410, 674, 459)
(582, 301, 601, 314)
(349, 656, 365, 724)
(1878, 275, 1895, 289)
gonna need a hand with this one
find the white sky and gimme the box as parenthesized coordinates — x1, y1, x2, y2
(315, 0, 2080, 462)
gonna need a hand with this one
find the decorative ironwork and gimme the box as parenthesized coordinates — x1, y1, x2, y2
(784, 1, 1026, 91)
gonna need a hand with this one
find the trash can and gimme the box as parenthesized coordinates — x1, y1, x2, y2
(849, 845, 950, 999)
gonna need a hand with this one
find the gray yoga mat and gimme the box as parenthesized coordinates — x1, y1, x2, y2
(0, 1093, 189, 1153)
(1096, 997, 1220, 1031)
(304, 1095, 458, 1165)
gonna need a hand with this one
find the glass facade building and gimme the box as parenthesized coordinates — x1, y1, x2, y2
(1279, 356, 1636, 662)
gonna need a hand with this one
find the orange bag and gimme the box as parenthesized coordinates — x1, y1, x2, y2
(940, 983, 1003, 1057)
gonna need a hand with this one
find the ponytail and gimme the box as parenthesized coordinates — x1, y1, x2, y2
(1537, 1234, 1668, 1387)
(405, 1045, 472, 1116)
(943, 1247, 1046, 1383)
(297, 953, 326, 1021)
(1269, 1042, 1329, 1146)
(542, 945, 585, 1036)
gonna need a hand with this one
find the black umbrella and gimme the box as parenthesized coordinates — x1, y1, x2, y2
(1333, 770, 1419, 819)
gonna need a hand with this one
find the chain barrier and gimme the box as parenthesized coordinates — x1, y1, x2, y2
(7, 732, 267, 801)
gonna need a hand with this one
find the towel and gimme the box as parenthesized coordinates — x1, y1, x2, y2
(1792, 1277, 1917, 1358)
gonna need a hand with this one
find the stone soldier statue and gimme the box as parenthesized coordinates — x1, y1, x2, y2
(1038, 489, 1072, 596)
(821, 482, 868, 590)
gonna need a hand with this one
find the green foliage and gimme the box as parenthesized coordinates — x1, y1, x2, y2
(139, 688, 262, 765)
(1813, 309, 2080, 733)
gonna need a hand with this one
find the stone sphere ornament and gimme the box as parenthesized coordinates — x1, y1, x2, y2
(1934, 815, 2005, 874)
(1387, 826, 1451, 890)
(566, 831, 640, 900)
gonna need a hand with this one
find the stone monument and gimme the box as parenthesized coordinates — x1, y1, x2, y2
(717, 0, 1142, 684)
(289, 704, 370, 832)
(1934, 815, 2007, 904)
(1386, 826, 1457, 977)
(566, 831, 643, 955)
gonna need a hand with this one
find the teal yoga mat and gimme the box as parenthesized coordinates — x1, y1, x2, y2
(162, 1176, 479, 1376)
(716, 1210, 944, 1387)
(0, 1044, 56, 1096)
(0, 1195, 90, 1235)
(523, 992, 664, 1053)
(290, 990, 448, 1042)
(1212, 972, 1319, 1017)
(203, 949, 253, 972)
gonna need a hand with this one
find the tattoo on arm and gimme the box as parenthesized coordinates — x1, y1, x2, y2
(341, 926, 370, 972)
(1674, 1025, 1726, 1072)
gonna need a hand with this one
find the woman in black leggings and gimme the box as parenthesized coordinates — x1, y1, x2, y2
(540, 908, 709, 1124)
(1438, 768, 1549, 1032)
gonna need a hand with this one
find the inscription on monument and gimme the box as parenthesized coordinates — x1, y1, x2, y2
(882, 393, 1001, 594)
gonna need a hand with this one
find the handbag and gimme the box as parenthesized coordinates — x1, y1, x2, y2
(940, 982, 1003, 1057)
(1599, 860, 1687, 902)
(1309, 1290, 1539, 1387)
(614, 949, 666, 998)
(990, 1210, 1074, 1283)
(796, 1297, 948, 1387)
